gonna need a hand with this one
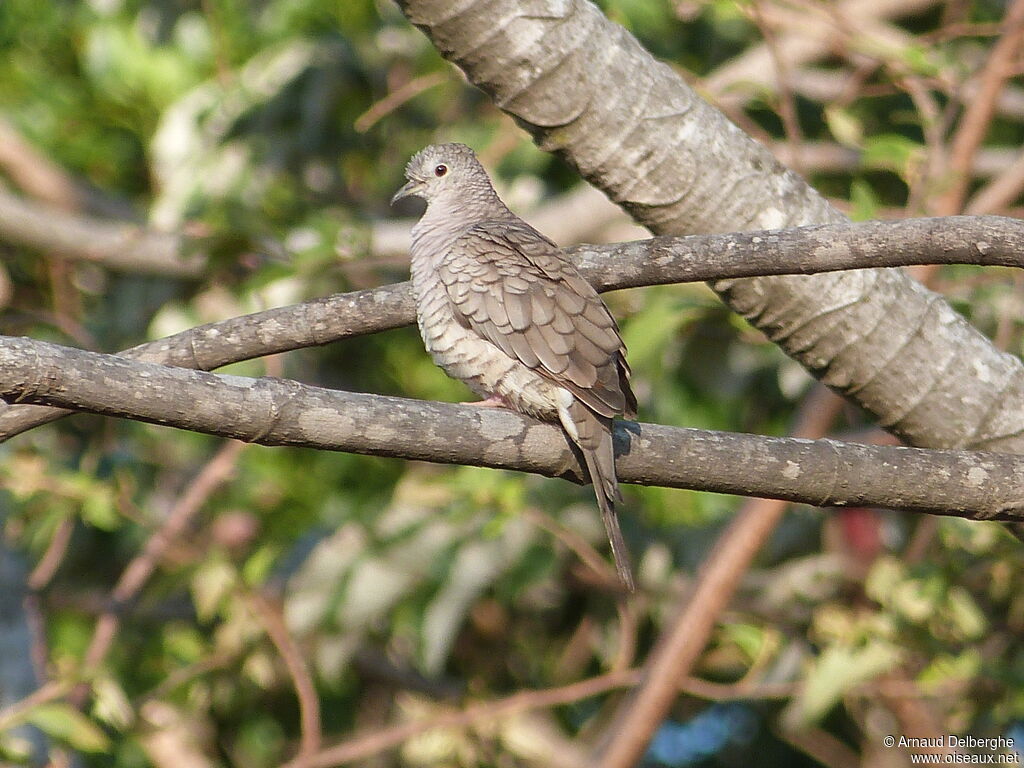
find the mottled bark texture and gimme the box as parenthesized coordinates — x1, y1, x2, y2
(3, 335, 1024, 522)
(396, 0, 1024, 452)
(1, 215, 1021, 442)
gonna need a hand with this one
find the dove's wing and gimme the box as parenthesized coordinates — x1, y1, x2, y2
(438, 220, 636, 419)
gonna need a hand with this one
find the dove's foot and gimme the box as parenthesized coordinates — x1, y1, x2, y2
(465, 396, 508, 408)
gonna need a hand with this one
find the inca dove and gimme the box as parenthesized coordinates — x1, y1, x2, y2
(392, 143, 638, 590)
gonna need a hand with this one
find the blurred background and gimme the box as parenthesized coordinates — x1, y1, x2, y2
(0, 0, 1023, 765)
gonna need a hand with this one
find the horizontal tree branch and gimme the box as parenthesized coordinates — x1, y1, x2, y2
(3, 335, 1023, 522)
(0, 186, 204, 277)
(769, 142, 1024, 180)
(1, 215, 1021, 442)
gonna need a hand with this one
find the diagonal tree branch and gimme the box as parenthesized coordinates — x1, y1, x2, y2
(1, 215, 1021, 442)
(2, 335, 1024, 522)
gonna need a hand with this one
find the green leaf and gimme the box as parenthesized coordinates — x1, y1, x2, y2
(720, 623, 771, 662)
(864, 556, 903, 604)
(918, 649, 982, 688)
(91, 677, 134, 731)
(790, 642, 902, 725)
(897, 44, 941, 77)
(849, 179, 880, 222)
(27, 704, 111, 753)
(191, 559, 237, 622)
(825, 105, 863, 148)
(80, 485, 120, 531)
(862, 134, 924, 180)
(620, 290, 708, 371)
(0, 731, 34, 762)
(942, 587, 986, 640)
(242, 544, 280, 586)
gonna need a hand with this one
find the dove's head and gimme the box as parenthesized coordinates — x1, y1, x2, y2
(391, 143, 494, 208)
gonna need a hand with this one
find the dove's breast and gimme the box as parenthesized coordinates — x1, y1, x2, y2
(409, 230, 562, 420)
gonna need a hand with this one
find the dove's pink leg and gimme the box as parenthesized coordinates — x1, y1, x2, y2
(465, 395, 508, 408)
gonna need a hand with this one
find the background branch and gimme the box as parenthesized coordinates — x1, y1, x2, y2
(0, 186, 204, 278)
(935, 0, 1024, 215)
(0, 117, 136, 219)
(75, 440, 245, 690)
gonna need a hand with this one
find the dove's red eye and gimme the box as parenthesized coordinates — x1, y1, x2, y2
(434, 164, 448, 177)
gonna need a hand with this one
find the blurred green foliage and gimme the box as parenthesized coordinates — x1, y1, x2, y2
(1, 0, 1023, 766)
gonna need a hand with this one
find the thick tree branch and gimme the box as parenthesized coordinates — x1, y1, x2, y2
(1, 215, 1021, 442)
(2, 335, 1023, 522)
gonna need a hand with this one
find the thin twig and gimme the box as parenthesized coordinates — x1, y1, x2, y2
(281, 670, 639, 768)
(891, 73, 945, 216)
(879, 671, 964, 758)
(354, 72, 447, 132)
(935, 0, 1024, 215)
(247, 592, 322, 760)
(775, 723, 860, 768)
(522, 507, 618, 586)
(27, 517, 75, 590)
(705, 0, 941, 110)
(139, 651, 237, 705)
(280, 663, 926, 768)
(748, 0, 806, 176)
(0, 680, 70, 733)
(967, 148, 1024, 214)
(610, 598, 639, 673)
(0, 119, 81, 210)
(72, 441, 245, 702)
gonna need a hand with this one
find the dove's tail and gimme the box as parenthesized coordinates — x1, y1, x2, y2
(563, 399, 635, 592)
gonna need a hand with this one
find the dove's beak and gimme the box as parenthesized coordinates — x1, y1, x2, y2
(391, 179, 423, 205)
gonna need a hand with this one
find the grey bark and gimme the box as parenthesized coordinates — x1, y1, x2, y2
(1, 215, 1020, 442)
(395, 0, 1024, 453)
(3, 335, 1024, 522)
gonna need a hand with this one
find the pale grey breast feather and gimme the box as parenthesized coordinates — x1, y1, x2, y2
(436, 220, 635, 419)
(409, 241, 560, 417)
